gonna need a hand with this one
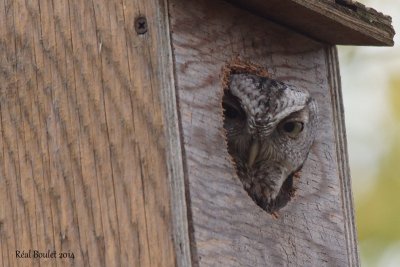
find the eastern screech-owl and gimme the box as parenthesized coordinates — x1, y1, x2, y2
(223, 73, 318, 212)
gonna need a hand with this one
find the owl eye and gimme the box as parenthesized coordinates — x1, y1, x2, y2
(280, 121, 304, 137)
(223, 102, 243, 120)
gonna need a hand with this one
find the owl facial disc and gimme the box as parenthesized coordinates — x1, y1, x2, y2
(223, 73, 318, 213)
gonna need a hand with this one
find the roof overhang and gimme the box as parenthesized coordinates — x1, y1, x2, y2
(224, 0, 395, 46)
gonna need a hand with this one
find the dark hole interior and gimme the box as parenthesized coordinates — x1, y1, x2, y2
(264, 173, 295, 213)
(222, 103, 240, 119)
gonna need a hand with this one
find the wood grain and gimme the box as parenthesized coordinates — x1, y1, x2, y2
(327, 47, 360, 266)
(224, 0, 395, 46)
(169, 0, 359, 266)
(0, 0, 188, 266)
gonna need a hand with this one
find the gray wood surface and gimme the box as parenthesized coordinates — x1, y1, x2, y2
(326, 47, 360, 267)
(169, 0, 359, 266)
(0, 0, 189, 266)
(224, 0, 395, 46)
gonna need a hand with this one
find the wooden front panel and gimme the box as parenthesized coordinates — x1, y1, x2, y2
(169, 0, 358, 266)
(0, 0, 177, 266)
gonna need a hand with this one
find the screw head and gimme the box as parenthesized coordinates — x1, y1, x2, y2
(135, 16, 148, 34)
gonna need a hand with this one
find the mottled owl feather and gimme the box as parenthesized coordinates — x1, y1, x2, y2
(223, 73, 318, 212)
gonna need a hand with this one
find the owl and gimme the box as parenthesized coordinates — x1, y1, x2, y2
(223, 73, 318, 212)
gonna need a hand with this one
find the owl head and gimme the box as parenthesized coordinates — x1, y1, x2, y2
(223, 73, 318, 212)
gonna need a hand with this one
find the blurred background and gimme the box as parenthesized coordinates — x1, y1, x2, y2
(337, 0, 400, 266)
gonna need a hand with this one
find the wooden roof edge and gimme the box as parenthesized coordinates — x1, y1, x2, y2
(224, 0, 395, 46)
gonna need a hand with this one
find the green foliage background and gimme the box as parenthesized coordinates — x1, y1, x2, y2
(338, 1, 400, 265)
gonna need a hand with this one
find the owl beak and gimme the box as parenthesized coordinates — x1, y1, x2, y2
(247, 139, 260, 167)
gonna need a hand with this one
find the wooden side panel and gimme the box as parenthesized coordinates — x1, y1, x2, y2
(169, 0, 358, 266)
(0, 0, 184, 266)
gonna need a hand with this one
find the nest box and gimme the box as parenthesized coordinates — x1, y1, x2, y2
(0, 0, 394, 266)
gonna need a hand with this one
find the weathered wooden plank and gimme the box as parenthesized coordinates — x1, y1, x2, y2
(0, 0, 188, 266)
(224, 0, 395, 46)
(326, 47, 359, 266)
(169, 0, 358, 266)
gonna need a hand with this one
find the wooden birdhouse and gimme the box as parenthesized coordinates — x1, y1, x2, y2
(0, 0, 394, 266)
